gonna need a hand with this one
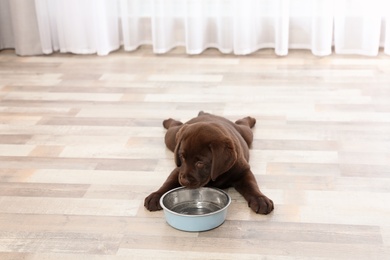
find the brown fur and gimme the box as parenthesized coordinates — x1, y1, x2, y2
(144, 111, 274, 214)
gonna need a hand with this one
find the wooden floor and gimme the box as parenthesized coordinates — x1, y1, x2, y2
(0, 47, 390, 259)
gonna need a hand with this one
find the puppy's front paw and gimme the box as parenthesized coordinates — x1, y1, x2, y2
(144, 192, 163, 211)
(248, 195, 274, 214)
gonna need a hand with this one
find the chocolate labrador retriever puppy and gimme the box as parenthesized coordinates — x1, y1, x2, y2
(144, 111, 274, 214)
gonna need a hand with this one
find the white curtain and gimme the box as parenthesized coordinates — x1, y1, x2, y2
(24, 0, 390, 56)
(0, 0, 42, 55)
(334, 0, 388, 55)
(34, 0, 120, 55)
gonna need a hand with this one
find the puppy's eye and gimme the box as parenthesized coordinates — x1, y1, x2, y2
(195, 162, 204, 169)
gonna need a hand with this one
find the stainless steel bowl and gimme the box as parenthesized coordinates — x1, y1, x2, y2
(160, 187, 231, 232)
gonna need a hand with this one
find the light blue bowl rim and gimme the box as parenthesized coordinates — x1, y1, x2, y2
(159, 187, 231, 218)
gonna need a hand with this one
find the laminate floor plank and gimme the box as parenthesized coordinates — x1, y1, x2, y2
(0, 47, 389, 259)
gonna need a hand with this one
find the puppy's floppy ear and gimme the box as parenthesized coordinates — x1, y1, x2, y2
(174, 142, 182, 166)
(174, 124, 188, 167)
(210, 138, 238, 181)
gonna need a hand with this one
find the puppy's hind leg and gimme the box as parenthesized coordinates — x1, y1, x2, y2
(198, 110, 210, 116)
(235, 116, 256, 129)
(234, 116, 256, 147)
(163, 118, 183, 129)
(163, 118, 183, 152)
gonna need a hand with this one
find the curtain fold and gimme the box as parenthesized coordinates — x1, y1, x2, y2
(334, 0, 384, 56)
(119, 0, 153, 52)
(185, 0, 233, 54)
(386, 17, 390, 55)
(0, 0, 43, 55)
(2, 0, 389, 56)
(35, 0, 120, 55)
(310, 0, 334, 56)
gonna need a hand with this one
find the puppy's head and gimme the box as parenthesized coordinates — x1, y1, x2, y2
(174, 122, 238, 188)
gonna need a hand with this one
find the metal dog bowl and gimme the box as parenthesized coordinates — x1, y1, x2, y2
(160, 187, 231, 232)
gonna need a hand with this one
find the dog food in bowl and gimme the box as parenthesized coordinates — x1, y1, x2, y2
(160, 187, 231, 232)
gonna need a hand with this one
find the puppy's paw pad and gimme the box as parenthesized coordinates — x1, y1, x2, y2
(144, 192, 163, 211)
(235, 116, 256, 128)
(246, 117, 256, 128)
(248, 195, 274, 215)
(163, 118, 182, 129)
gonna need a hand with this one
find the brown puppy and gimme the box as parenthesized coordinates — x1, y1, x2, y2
(144, 111, 274, 214)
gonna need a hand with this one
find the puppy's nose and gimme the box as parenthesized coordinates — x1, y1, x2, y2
(179, 176, 190, 187)
(179, 175, 195, 187)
